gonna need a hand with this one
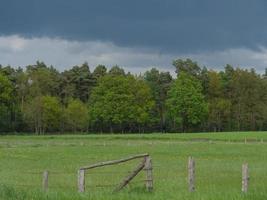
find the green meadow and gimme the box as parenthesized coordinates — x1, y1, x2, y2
(1, 132, 267, 200)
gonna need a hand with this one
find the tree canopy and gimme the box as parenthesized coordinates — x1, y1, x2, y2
(1, 59, 267, 134)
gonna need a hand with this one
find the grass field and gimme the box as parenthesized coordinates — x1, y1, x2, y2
(1, 132, 267, 199)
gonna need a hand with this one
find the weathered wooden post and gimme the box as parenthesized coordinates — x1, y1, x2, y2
(188, 156, 195, 192)
(42, 170, 49, 192)
(242, 163, 249, 193)
(78, 169, 85, 192)
(144, 156, 153, 191)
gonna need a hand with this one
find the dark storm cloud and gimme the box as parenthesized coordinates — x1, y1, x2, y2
(1, 0, 267, 53)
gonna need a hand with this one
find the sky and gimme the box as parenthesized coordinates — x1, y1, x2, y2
(1, 0, 267, 73)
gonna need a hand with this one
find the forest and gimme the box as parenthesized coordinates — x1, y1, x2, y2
(0, 59, 267, 134)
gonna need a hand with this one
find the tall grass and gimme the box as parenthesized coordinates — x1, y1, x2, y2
(1, 132, 267, 199)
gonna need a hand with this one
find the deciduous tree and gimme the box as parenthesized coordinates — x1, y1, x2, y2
(167, 72, 208, 132)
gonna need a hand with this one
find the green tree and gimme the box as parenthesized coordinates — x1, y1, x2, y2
(132, 79, 155, 132)
(109, 65, 125, 76)
(15, 67, 29, 112)
(167, 72, 208, 132)
(144, 68, 172, 132)
(24, 96, 62, 134)
(173, 59, 201, 77)
(0, 73, 13, 104)
(231, 68, 267, 131)
(93, 65, 107, 80)
(65, 99, 89, 132)
(26, 61, 61, 97)
(0, 73, 14, 132)
(89, 75, 154, 133)
(61, 62, 94, 102)
(206, 70, 231, 131)
(0, 66, 28, 132)
(92, 65, 107, 88)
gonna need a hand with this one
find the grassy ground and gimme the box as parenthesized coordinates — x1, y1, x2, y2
(1, 132, 267, 199)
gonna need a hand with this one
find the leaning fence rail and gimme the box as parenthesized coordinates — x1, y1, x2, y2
(80, 153, 149, 170)
(78, 153, 153, 193)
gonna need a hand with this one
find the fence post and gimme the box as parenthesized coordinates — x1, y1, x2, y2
(242, 163, 249, 193)
(144, 156, 153, 191)
(188, 156, 195, 192)
(78, 169, 85, 192)
(42, 170, 49, 192)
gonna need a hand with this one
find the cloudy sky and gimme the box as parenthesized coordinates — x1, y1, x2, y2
(1, 0, 267, 73)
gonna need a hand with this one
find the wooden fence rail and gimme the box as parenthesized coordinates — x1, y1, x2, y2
(113, 157, 146, 192)
(80, 153, 149, 170)
(78, 153, 152, 193)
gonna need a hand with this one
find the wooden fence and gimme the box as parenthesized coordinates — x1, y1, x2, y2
(31, 155, 251, 193)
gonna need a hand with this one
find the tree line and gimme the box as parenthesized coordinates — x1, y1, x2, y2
(1, 59, 267, 134)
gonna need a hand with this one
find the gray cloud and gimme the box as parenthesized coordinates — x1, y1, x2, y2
(1, 0, 267, 54)
(0, 35, 267, 74)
